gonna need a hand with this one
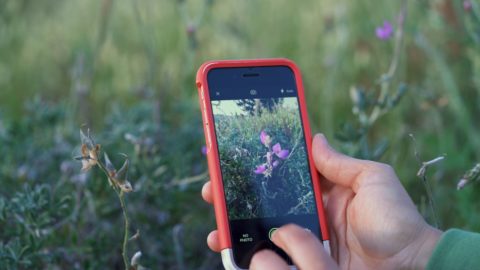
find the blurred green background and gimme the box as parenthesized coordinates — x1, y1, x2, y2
(1, 0, 480, 269)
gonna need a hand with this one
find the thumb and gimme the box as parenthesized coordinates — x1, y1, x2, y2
(271, 224, 338, 270)
(312, 134, 374, 191)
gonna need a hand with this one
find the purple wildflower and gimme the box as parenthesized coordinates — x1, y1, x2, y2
(272, 143, 281, 153)
(272, 143, 289, 159)
(186, 24, 196, 36)
(276, 150, 289, 159)
(260, 130, 272, 147)
(260, 131, 267, 144)
(201, 145, 207, 156)
(375, 21, 394, 40)
(254, 164, 267, 174)
(254, 131, 291, 177)
(464, 0, 472, 12)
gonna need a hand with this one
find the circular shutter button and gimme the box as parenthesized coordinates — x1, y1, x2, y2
(268, 228, 278, 240)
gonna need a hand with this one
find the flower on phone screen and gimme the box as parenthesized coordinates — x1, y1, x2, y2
(272, 143, 289, 159)
(260, 130, 272, 147)
(254, 130, 290, 177)
(254, 164, 267, 174)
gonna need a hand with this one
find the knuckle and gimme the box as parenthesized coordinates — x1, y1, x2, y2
(372, 162, 395, 175)
(381, 164, 395, 175)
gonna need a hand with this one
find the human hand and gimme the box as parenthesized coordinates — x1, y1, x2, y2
(201, 134, 441, 269)
(310, 134, 441, 269)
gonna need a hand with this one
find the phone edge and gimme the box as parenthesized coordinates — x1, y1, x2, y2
(196, 58, 331, 270)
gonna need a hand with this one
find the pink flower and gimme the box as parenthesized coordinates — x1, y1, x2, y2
(272, 143, 289, 159)
(272, 160, 279, 168)
(464, 0, 472, 12)
(272, 143, 281, 153)
(186, 24, 196, 36)
(260, 130, 272, 147)
(375, 21, 394, 40)
(260, 131, 267, 144)
(254, 164, 267, 174)
(276, 150, 289, 159)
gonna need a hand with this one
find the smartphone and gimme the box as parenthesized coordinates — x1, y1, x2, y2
(196, 58, 330, 269)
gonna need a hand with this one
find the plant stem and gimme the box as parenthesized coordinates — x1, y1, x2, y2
(368, 0, 407, 126)
(118, 190, 130, 269)
(410, 135, 442, 228)
(96, 160, 130, 269)
(422, 174, 439, 228)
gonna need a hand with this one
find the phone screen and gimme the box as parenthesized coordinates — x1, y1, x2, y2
(207, 66, 322, 268)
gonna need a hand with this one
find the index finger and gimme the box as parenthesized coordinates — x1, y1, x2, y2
(312, 134, 389, 192)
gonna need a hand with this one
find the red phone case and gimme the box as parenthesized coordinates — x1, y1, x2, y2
(196, 58, 329, 251)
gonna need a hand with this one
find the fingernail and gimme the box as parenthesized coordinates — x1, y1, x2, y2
(314, 133, 326, 140)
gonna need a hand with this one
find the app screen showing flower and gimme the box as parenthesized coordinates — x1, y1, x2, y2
(211, 97, 316, 220)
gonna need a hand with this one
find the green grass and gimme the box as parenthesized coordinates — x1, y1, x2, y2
(1, 0, 480, 269)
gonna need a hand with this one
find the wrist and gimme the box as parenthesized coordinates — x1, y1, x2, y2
(410, 225, 442, 269)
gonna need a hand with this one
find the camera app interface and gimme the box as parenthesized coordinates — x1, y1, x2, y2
(208, 66, 322, 268)
(212, 98, 315, 220)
